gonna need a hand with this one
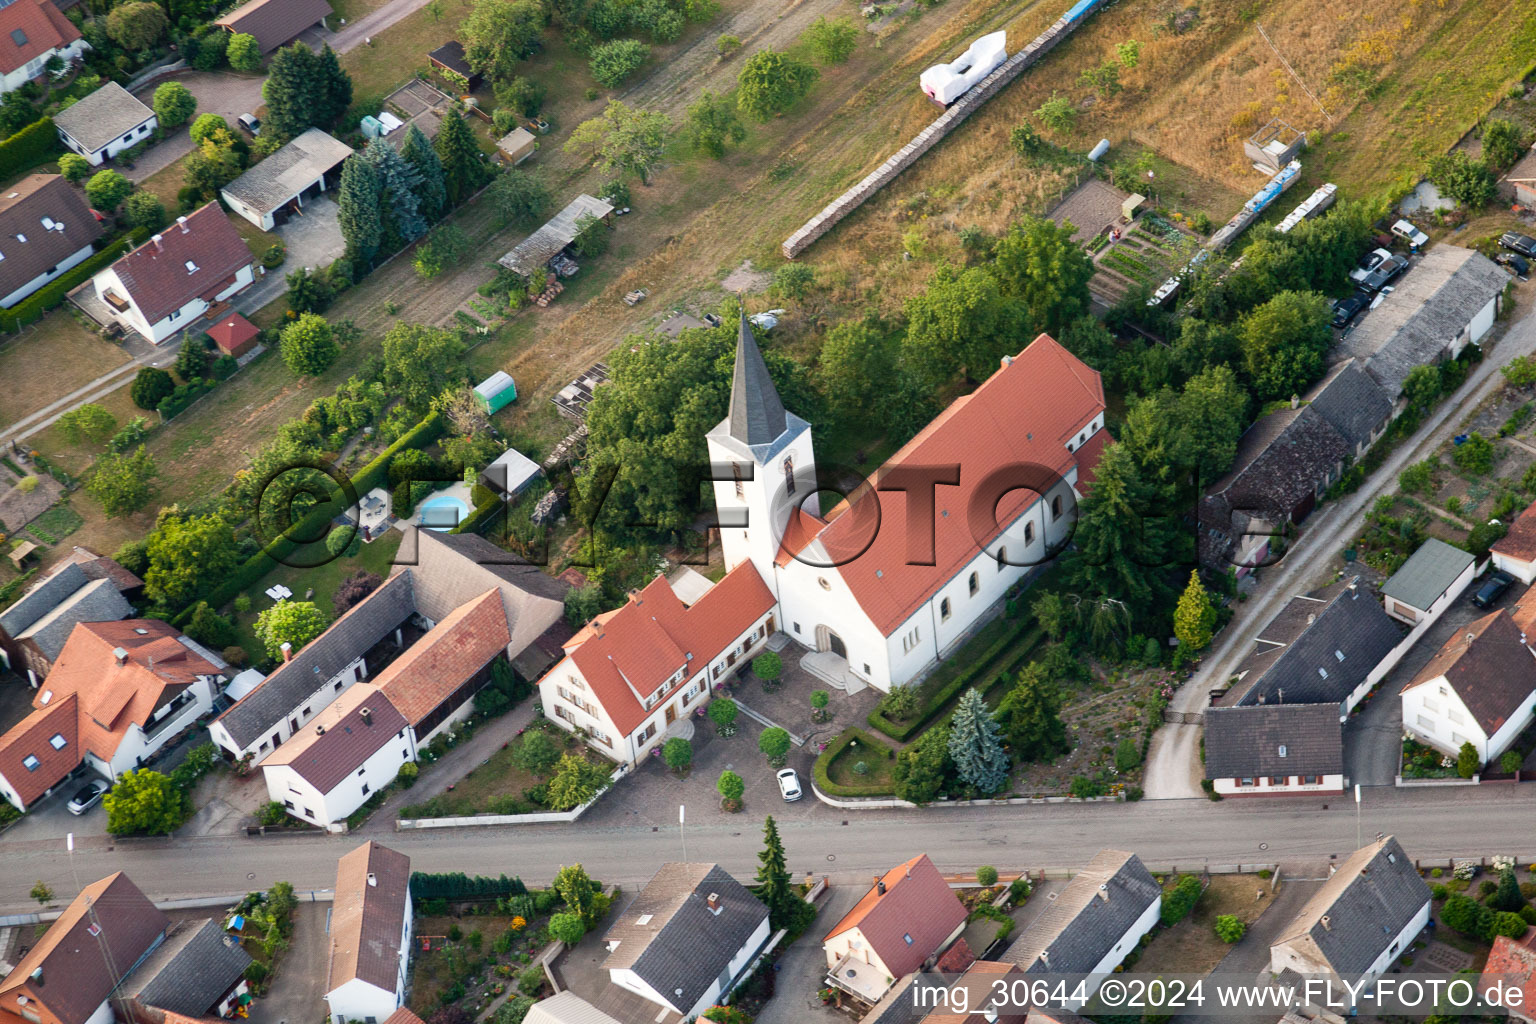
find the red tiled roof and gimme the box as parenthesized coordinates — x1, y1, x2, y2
(374, 588, 509, 725)
(1494, 499, 1536, 563)
(564, 563, 775, 735)
(206, 311, 259, 355)
(0, 0, 81, 77)
(329, 841, 411, 992)
(775, 506, 827, 568)
(811, 335, 1104, 635)
(383, 1011, 428, 1024)
(107, 203, 252, 325)
(1481, 927, 1536, 1017)
(934, 936, 976, 973)
(823, 853, 968, 978)
(1072, 428, 1110, 495)
(0, 693, 76, 806)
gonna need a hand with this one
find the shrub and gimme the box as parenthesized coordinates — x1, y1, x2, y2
(548, 912, 585, 944)
(589, 39, 650, 88)
(1070, 775, 1104, 798)
(262, 242, 287, 269)
(1457, 741, 1480, 778)
(1431, 867, 1444, 878)
(716, 34, 741, 56)
(878, 685, 918, 721)
(662, 736, 692, 772)
(1431, 883, 1448, 900)
(396, 761, 419, 787)
(258, 801, 288, 826)
(759, 726, 791, 766)
(812, 727, 897, 797)
(1452, 432, 1495, 475)
(518, 963, 546, 997)
(1214, 914, 1246, 943)
(1161, 875, 1202, 925)
(976, 865, 998, 887)
(1500, 749, 1523, 774)
(1114, 736, 1141, 772)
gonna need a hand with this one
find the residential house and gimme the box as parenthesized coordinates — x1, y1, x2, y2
(1002, 850, 1162, 1010)
(918, 962, 1029, 1024)
(259, 589, 510, 829)
(1269, 836, 1430, 1001)
(0, 547, 140, 684)
(121, 917, 253, 1020)
(0, 872, 169, 1024)
(326, 841, 413, 1024)
(213, 0, 332, 52)
(0, 0, 86, 96)
(1337, 245, 1508, 404)
(1303, 359, 1394, 459)
(1216, 577, 1403, 717)
(1202, 703, 1344, 796)
(523, 993, 624, 1024)
(210, 528, 566, 764)
(1480, 926, 1536, 1024)
(1494, 498, 1536, 584)
(89, 204, 254, 344)
(220, 128, 352, 230)
(0, 620, 226, 812)
(824, 854, 969, 1007)
(53, 82, 156, 166)
(1380, 538, 1477, 625)
(539, 562, 776, 766)
(0, 174, 104, 307)
(601, 862, 771, 1021)
(1399, 610, 1536, 767)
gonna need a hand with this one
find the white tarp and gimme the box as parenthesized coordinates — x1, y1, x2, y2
(920, 31, 1007, 105)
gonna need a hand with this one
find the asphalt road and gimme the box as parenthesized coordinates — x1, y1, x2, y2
(4, 785, 1531, 914)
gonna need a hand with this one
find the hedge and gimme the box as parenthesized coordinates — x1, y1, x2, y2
(0, 228, 148, 332)
(812, 727, 897, 798)
(157, 378, 217, 420)
(452, 496, 505, 535)
(0, 117, 60, 183)
(410, 871, 526, 902)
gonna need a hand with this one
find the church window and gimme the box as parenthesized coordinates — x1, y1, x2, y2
(733, 463, 744, 500)
(818, 577, 831, 591)
(783, 455, 796, 496)
(996, 547, 1007, 571)
(940, 598, 951, 621)
(968, 572, 978, 596)
(1051, 495, 1063, 520)
(1025, 522, 1035, 545)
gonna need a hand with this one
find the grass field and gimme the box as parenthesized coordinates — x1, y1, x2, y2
(0, 315, 131, 428)
(1134, 874, 1276, 975)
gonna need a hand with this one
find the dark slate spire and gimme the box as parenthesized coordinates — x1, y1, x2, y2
(728, 305, 787, 446)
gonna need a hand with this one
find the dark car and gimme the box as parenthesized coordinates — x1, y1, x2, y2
(1496, 252, 1530, 279)
(1472, 570, 1516, 609)
(1358, 254, 1409, 292)
(1331, 293, 1368, 329)
(1500, 232, 1536, 258)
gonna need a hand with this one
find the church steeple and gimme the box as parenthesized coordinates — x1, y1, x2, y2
(727, 306, 788, 447)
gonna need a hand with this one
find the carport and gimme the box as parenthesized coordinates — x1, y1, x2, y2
(220, 128, 353, 231)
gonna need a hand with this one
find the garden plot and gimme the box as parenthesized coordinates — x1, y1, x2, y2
(1089, 214, 1200, 307)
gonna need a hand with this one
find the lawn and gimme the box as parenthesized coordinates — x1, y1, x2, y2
(0, 314, 131, 428)
(1132, 874, 1276, 975)
(339, 7, 467, 109)
(826, 737, 896, 791)
(397, 720, 592, 819)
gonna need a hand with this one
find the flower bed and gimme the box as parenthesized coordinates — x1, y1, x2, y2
(813, 727, 898, 797)
(1401, 737, 1459, 779)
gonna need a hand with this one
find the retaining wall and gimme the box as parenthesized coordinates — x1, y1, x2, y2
(396, 764, 630, 828)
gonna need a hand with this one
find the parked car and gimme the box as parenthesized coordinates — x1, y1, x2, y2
(1500, 232, 1536, 258)
(1331, 293, 1368, 329)
(1390, 219, 1429, 248)
(1358, 254, 1409, 292)
(776, 767, 802, 802)
(67, 779, 109, 815)
(1349, 248, 1393, 283)
(1472, 570, 1516, 609)
(236, 113, 260, 136)
(1496, 252, 1530, 279)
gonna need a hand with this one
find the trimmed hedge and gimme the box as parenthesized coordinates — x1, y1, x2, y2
(812, 727, 897, 798)
(0, 117, 60, 183)
(0, 228, 148, 332)
(157, 378, 217, 420)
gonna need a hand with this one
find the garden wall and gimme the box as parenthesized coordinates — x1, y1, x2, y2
(396, 764, 630, 828)
(809, 780, 1121, 810)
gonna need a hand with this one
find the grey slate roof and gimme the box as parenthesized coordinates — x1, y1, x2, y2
(1305, 359, 1393, 452)
(411, 530, 567, 656)
(220, 128, 352, 217)
(14, 577, 133, 661)
(1204, 405, 1350, 526)
(1272, 836, 1430, 976)
(215, 571, 415, 749)
(0, 561, 89, 636)
(1223, 577, 1404, 708)
(1004, 850, 1161, 975)
(53, 82, 154, 154)
(1381, 538, 1475, 612)
(727, 309, 787, 447)
(602, 862, 770, 1012)
(1203, 703, 1344, 780)
(497, 193, 613, 276)
(124, 917, 252, 1015)
(1337, 246, 1508, 400)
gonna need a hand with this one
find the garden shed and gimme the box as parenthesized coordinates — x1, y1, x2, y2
(496, 127, 537, 166)
(206, 312, 260, 358)
(428, 41, 482, 90)
(474, 371, 517, 413)
(497, 194, 614, 276)
(481, 447, 541, 501)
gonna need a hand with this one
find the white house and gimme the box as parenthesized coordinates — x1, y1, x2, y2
(1003, 850, 1162, 1011)
(0, 173, 104, 308)
(0, 0, 87, 97)
(327, 841, 413, 1024)
(1400, 609, 1536, 768)
(1203, 703, 1344, 796)
(1381, 537, 1478, 625)
(53, 81, 156, 166)
(602, 862, 771, 1020)
(1494, 499, 1536, 584)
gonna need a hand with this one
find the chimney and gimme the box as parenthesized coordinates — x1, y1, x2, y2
(1097, 883, 1109, 902)
(1320, 914, 1331, 931)
(367, 872, 377, 887)
(112, 647, 128, 665)
(1307, 613, 1316, 626)
(360, 706, 373, 725)
(316, 724, 326, 736)
(706, 893, 721, 913)
(177, 215, 189, 234)
(280, 641, 292, 663)
(1000, 354, 1014, 368)
(151, 233, 163, 250)
(875, 876, 885, 896)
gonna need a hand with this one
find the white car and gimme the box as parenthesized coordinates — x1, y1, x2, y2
(1349, 248, 1393, 283)
(776, 767, 802, 802)
(1391, 218, 1429, 248)
(67, 779, 109, 815)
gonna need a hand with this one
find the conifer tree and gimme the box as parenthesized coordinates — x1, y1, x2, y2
(316, 44, 353, 125)
(365, 140, 428, 246)
(947, 688, 1010, 794)
(994, 663, 1069, 764)
(336, 154, 383, 265)
(1173, 569, 1216, 651)
(400, 123, 447, 222)
(755, 815, 794, 929)
(261, 43, 323, 141)
(434, 111, 486, 208)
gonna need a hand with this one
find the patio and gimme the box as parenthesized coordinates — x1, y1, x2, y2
(728, 637, 885, 750)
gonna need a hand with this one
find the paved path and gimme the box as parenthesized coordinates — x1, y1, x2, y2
(302, 0, 437, 54)
(1143, 301, 1536, 799)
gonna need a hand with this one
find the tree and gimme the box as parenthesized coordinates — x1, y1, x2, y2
(684, 91, 746, 159)
(1174, 570, 1215, 651)
(708, 697, 738, 733)
(29, 881, 53, 906)
(1452, 432, 1495, 475)
(893, 723, 954, 803)
(1483, 118, 1528, 171)
(413, 223, 469, 278)
(263, 43, 352, 141)
(736, 50, 817, 120)
(1402, 364, 1443, 414)
(174, 335, 210, 382)
(286, 267, 335, 315)
(280, 314, 339, 376)
(546, 753, 610, 810)
(1034, 92, 1075, 133)
(1427, 151, 1496, 208)
(104, 768, 184, 835)
(717, 768, 745, 807)
(1493, 867, 1526, 912)
(1456, 741, 1480, 778)
(57, 403, 117, 445)
(805, 15, 858, 63)
(121, 190, 167, 231)
(1161, 875, 1202, 925)
(547, 912, 585, 944)
(463, 0, 546, 80)
(565, 101, 670, 184)
(365, 138, 429, 245)
(334, 569, 382, 615)
(756, 815, 802, 930)
(589, 38, 650, 88)
(1237, 290, 1333, 402)
(513, 730, 562, 775)
(183, 130, 246, 200)
(336, 153, 382, 263)
(184, 601, 236, 649)
(315, 44, 354, 125)
(752, 651, 782, 684)
(227, 32, 262, 71)
(759, 726, 791, 765)
(131, 367, 175, 410)
(818, 319, 895, 421)
(947, 688, 1009, 794)
(1214, 914, 1246, 943)
(153, 82, 196, 129)
(990, 216, 1095, 336)
(552, 864, 603, 925)
(87, 446, 157, 518)
(253, 601, 329, 659)
(85, 170, 131, 213)
(572, 212, 608, 258)
(496, 76, 546, 117)
(325, 525, 361, 560)
(435, 111, 489, 207)
(400, 123, 448, 221)
(488, 169, 551, 224)
(994, 663, 1068, 764)
(809, 689, 829, 722)
(901, 264, 1021, 390)
(382, 321, 467, 411)
(143, 509, 240, 608)
(58, 152, 90, 183)
(564, 583, 606, 627)
(662, 736, 692, 772)
(105, 1, 167, 50)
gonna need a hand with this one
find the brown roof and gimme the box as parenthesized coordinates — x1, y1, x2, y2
(62, 546, 143, 592)
(259, 683, 407, 793)
(206, 312, 259, 354)
(824, 853, 968, 977)
(328, 841, 412, 993)
(1494, 498, 1536, 563)
(0, 692, 76, 805)
(1401, 609, 1536, 736)
(106, 203, 252, 325)
(214, 0, 333, 52)
(1481, 927, 1536, 1018)
(925, 961, 1027, 1024)
(383, 1010, 428, 1024)
(373, 588, 508, 725)
(0, 0, 81, 76)
(0, 175, 103, 301)
(0, 872, 167, 1024)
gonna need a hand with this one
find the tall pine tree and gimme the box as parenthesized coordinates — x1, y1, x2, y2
(336, 154, 383, 265)
(434, 110, 486, 208)
(756, 815, 795, 930)
(316, 44, 353, 125)
(947, 688, 1010, 794)
(995, 663, 1069, 764)
(400, 123, 447, 222)
(365, 141, 428, 246)
(262, 44, 323, 141)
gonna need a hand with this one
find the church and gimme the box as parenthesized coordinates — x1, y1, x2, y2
(537, 313, 1108, 767)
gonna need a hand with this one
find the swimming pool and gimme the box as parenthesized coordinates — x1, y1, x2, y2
(418, 494, 471, 531)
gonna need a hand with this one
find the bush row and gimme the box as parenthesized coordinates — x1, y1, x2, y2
(0, 228, 148, 332)
(157, 378, 218, 420)
(812, 727, 897, 798)
(0, 117, 60, 183)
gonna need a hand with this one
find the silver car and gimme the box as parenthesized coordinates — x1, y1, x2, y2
(67, 779, 109, 815)
(776, 768, 802, 802)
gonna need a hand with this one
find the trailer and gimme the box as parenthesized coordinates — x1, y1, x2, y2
(920, 31, 1007, 106)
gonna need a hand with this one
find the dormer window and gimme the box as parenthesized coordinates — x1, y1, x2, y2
(14, 234, 24, 243)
